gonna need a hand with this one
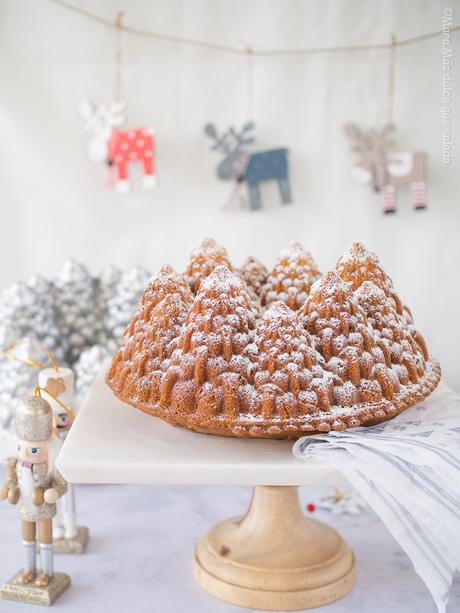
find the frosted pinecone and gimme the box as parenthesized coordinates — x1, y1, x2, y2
(53, 260, 99, 365)
(74, 344, 110, 406)
(104, 267, 151, 352)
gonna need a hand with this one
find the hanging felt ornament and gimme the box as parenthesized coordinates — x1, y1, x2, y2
(345, 124, 428, 213)
(204, 46, 292, 211)
(204, 123, 292, 211)
(344, 34, 428, 214)
(79, 12, 156, 193)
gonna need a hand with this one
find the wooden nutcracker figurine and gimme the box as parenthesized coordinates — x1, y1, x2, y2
(38, 366, 89, 554)
(0, 395, 70, 606)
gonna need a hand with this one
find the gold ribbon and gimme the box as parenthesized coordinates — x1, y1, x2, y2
(3, 339, 60, 372)
(3, 341, 75, 436)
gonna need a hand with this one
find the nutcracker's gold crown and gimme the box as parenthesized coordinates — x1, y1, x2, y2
(15, 396, 53, 442)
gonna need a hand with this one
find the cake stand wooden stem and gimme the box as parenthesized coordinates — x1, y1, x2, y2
(193, 485, 355, 611)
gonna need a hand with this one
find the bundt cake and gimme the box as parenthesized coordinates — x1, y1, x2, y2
(106, 242, 440, 439)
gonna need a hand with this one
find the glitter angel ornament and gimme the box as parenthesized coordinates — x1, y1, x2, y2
(0, 396, 70, 605)
(38, 367, 89, 554)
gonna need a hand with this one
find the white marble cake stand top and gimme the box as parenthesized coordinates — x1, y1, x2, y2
(56, 362, 346, 486)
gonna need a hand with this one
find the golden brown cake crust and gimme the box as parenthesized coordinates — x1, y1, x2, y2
(108, 360, 441, 438)
(106, 243, 441, 439)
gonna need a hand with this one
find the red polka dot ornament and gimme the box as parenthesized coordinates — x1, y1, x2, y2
(79, 11, 157, 193)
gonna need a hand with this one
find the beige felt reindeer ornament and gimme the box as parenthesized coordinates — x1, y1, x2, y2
(344, 34, 428, 214)
(345, 123, 428, 214)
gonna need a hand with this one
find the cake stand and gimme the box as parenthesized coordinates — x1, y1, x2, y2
(56, 365, 355, 611)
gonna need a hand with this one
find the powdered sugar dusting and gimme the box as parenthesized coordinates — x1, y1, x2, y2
(106, 240, 441, 438)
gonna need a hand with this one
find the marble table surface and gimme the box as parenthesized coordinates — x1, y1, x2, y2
(0, 482, 458, 613)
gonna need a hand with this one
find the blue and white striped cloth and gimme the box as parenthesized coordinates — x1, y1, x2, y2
(292, 383, 460, 613)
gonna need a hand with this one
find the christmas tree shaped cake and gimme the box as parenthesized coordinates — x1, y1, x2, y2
(301, 271, 440, 427)
(185, 238, 233, 293)
(253, 301, 334, 434)
(106, 266, 192, 405)
(106, 241, 441, 438)
(152, 266, 260, 435)
(261, 242, 321, 310)
(336, 242, 408, 317)
(301, 272, 400, 417)
(237, 256, 268, 302)
(336, 241, 427, 355)
(354, 281, 430, 385)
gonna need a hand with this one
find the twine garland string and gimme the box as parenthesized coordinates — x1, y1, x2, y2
(246, 46, 254, 120)
(114, 11, 125, 102)
(387, 33, 397, 125)
(48, 0, 459, 126)
(238, 40, 254, 120)
(49, 0, 459, 56)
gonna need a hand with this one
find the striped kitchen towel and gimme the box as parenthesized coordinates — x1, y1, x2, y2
(292, 383, 460, 613)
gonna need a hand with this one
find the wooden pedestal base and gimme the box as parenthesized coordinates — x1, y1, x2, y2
(193, 486, 355, 611)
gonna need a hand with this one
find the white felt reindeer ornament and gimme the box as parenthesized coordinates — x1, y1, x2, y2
(80, 12, 156, 194)
(80, 99, 156, 194)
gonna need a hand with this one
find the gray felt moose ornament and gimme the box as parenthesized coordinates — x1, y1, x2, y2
(345, 123, 428, 214)
(204, 122, 292, 211)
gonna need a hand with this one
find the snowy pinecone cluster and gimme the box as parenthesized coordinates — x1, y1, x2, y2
(0, 261, 151, 428)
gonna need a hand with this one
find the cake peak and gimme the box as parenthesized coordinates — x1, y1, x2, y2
(143, 265, 192, 309)
(263, 299, 294, 317)
(280, 240, 316, 261)
(308, 270, 353, 304)
(336, 242, 404, 315)
(237, 256, 269, 301)
(261, 241, 321, 310)
(336, 242, 389, 288)
(198, 265, 245, 294)
(185, 238, 233, 293)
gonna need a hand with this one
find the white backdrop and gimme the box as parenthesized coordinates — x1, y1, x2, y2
(0, 0, 459, 390)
